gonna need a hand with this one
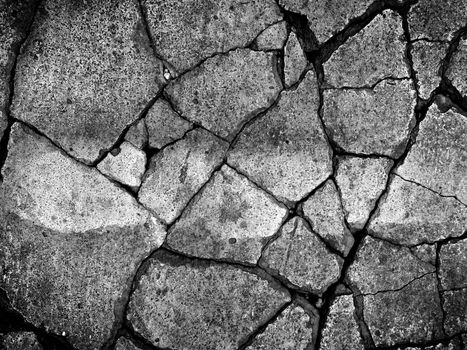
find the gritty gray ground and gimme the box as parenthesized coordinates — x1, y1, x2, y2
(0, 0, 466, 349)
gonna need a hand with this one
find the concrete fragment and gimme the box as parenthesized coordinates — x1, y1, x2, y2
(167, 165, 287, 265)
(443, 288, 467, 335)
(115, 337, 140, 350)
(0, 332, 43, 350)
(138, 129, 228, 224)
(228, 70, 332, 203)
(446, 39, 467, 97)
(439, 239, 467, 291)
(125, 119, 148, 149)
(11, 0, 165, 164)
(254, 21, 289, 50)
(284, 32, 307, 87)
(410, 244, 437, 266)
(323, 79, 416, 158)
(128, 250, 290, 350)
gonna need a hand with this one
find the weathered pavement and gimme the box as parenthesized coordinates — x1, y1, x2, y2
(0, 0, 466, 349)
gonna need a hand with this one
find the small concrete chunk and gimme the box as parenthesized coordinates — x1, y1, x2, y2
(336, 156, 393, 231)
(410, 244, 437, 266)
(11, 0, 165, 164)
(324, 10, 408, 87)
(260, 217, 343, 294)
(397, 105, 467, 204)
(128, 250, 290, 350)
(0, 332, 43, 350)
(142, 0, 282, 72)
(138, 129, 228, 224)
(254, 21, 289, 50)
(447, 39, 467, 97)
(302, 180, 354, 256)
(443, 288, 467, 335)
(115, 337, 141, 350)
(97, 141, 146, 188)
(323, 79, 416, 158)
(166, 49, 282, 141)
(284, 32, 308, 87)
(369, 176, 467, 245)
(125, 119, 148, 149)
(439, 239, 467, 291)
(320, 295, 364, 350)
(228, 70, 332, 203)
(146, 99, 192, 149)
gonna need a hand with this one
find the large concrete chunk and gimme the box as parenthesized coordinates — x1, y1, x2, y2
(228, 70, 332, 203)
(324, 10, 408, 87)
(128, 250, 290, 350)
(142, 0, 281, 72)
(439, 239, 467, 291)
(11, 0, 165, 164)
(167, 165, 288, 265)
(322, 79, 416, 158)
(0, 124, 166, 349)
(138, 129, 228, 224)
(446, 39, 467, 97)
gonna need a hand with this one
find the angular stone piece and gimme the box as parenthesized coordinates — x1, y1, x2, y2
(302, 180, 354, 256)
(0, 124, 166, 349)
(254, 21, 289, 50)
(323, 79, 416, 158)
(125, 119, 148, 149)
(364, 274, 444, 347)
(142, 0, 281, 72)
(97, 141, 146, 188)
(397, 105, 467, 204)
(447, 39, 467, 97)
(347, 236, 434, 295)
(369, 176, 467, 245)
(336, 156, 393, 231)
(128, 250, 290, 350)
(138, 129, 228, 224)
(166, 49, 282, 141)
(115, 337, 140, 350)
(443, 288, 467, 335)
(146, 99, 192, 149)
(320, 295, 364, 350)
(439, 239, 467, 291)
(260, 217, 343, 294)
(11, 0, 165, 164)
(324, 10, 408, 87)
(228, 70, 332, 203)
(0, 332, 43, 350)
(168, 165, 287, 264)
(284, 32, 307, 87)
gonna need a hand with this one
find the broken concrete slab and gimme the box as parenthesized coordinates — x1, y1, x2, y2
(323, 79, 416, 158)
(397, 105, 467, 204)
(115, 337, 140, 350)
(11, 0, 166, 164)
(228, 70, 332, 203)
(138, 128, 228, 224)
(0, 332, 43, 350)
(142, 0, 282, 72)
(128, 250, 290, 350)
(259, 217, 343, 295)
(368, 175, 467, 245)
(167, 165, 288, 265)
(253, 21, 289, 51)
(446, 39, 467, 97)
(439, 239, 467, 291)
(0, 123, 166, 349)
(324, 10, 408, 87)
(284, 32, 308, 87)
(302, 179, 354, 256)
(336, 156, 393, 231)
(125, 119, 148, 150)
(442, 288, 467, 336)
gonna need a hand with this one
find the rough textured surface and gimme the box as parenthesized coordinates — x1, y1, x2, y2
(128, 250, 290, 350)
(439, 239, 467, 291)
(253, 21, 289, 51)
(446, 39, 467, 97)
(115, 337, 141, 350)
(284, 32, 307, 87)
(0, 332, 43, 350)
(442, 288, 467, 336)
(125, 119, 148, 149)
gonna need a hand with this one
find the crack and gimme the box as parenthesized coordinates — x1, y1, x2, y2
(400, 6, 421, 98)
(353, 294, 376, 349)
(323, 76, 411, 91)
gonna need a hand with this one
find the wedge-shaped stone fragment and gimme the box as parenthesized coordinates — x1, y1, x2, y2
(446, 39, 467, 97)
(369, 176, 467, 245)
(254, 21, 289, 50)
(336, 156, 393, 231)
(168, 165, 287, 265)
(439, 239, 467, 291)
(128, 250, 290, 350)
(443, 288, 467, 335)
(284, 32, 307, 87)
(260, 217, 343, 294)
(166, 49, 282, 141)
(228, 70, 332, 203)
(125, 119, 148, 149)
(364, 274, 444, 347)
(138, 129, 228, 224)
(323, 79, 416, 158)
(302, 180, 354, 256)
(324, 10, 408, 87)
(397, 105, 467, 204)
(347, 236, 435, 295)
(11, 0, 165, 164)
(146, 99, 192, 149)
(0, 332, 43, 350)
(142, 0, 281, 72)
(115, 337, 140, 350)
(320, 295, 364, 350)
(0, 124, 166, 350)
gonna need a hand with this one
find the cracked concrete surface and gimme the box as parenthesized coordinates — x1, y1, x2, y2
(0, 0, 466, 349)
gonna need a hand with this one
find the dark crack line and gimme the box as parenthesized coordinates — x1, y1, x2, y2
(353, 294, 376, 349)
(323, 76, 412, 91)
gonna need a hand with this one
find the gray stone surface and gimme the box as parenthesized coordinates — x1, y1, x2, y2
(439, 239, 467, 291)
(115, 337, 140, 350)
(253, 21, 289, 51)
(142, 0, 282, 72)
(228, 70, 332, 203)
(11, 0, 165, 164)
(284, 32, 308, 87)
(443, 288, 467, 336)
(324, 10, 408, 87)
(125, 119, 148, 149)
(138, 129, 228, 224)
(446, 39, 467, 97)
(0, 332, 43, 350)
(0, 123, 166, 349)
(166, 49, 282, 141)
(410, 244, 437, 266)
(128, 250, 290, 350)
(323, 79, 416, 158)
(336, 156, 393, 231)
(260, 217, 343, 294)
